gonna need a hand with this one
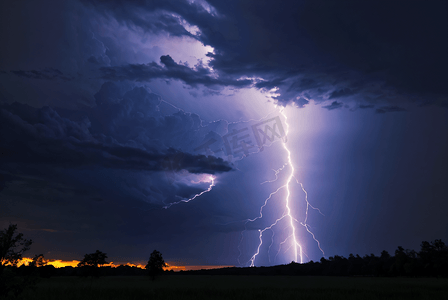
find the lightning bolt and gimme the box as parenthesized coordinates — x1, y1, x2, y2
(159, 100, 323, 265)
(241, 107, 324, 266)
(281, 109, 302, 263)
(163, 175, 215, 209)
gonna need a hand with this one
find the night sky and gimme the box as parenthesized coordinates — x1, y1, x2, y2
(1, 0, 447, 267)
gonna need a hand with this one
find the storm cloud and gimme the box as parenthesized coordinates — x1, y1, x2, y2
(82, 0, 447, 110)
(0, 96, 232, 175)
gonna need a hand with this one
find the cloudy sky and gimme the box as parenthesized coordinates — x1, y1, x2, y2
(1, 0, 447, 267)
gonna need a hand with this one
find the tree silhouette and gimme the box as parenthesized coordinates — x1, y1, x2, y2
(29, 254, 55, 278)
(0, 224, 33, 269)
(419, 239, 448, 277)
(146, 250, 166, 280)
(0, 224, 35, 298)
(30, 254, 47, 268)
(77, 250, 108, 277)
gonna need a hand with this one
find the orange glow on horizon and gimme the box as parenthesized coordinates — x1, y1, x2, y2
(12, 258, 232, 271)
(13, 258, 145, 269)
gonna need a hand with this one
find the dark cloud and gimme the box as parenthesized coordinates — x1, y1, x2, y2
(329, 88, 354, 99)
(99, 55, 252, 89)
(359, 104, 375, 109)
(0, 100, 232, 175)
(0, 0, 115, 109)
(10, 68, 73, 81)
(80, 0, 202, 37)
(322, 101, 343, 111)
(83, 82, 228, 155)
(375, 106, 407, 114)
(0, 173, 5, 192)
(293, 97, 309, 108)
(87, 55, 110, 65)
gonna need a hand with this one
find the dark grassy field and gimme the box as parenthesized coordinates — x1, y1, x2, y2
(20, 275, 448, 300)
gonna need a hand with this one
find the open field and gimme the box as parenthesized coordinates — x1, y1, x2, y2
(18, 275, 448, 300)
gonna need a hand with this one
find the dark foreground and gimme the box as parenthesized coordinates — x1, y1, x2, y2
(18, 275, 448, 300)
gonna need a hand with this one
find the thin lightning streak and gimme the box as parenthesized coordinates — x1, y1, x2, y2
(286, 178, 325, 257)
(302, 251, 311, 261)
(293, 176, 325, 216)
(267, 228, 275, 263)
(163, 175, 215, 209)
(298, 182, 325, 257)
(228, 109, 278, 126)
(248, 185, 286, 223)
(274, 234, 292, 263)
(237, 185, 285, 265)
(260, 163, 287, 185)
(249, 215, 287, 267)
(160, 99, 183, 111)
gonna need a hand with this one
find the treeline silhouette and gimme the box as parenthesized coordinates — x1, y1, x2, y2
(188, 240, 448, 277)
(8, 239, 448, 278)
(2, 224, 447, 281)
(7, 251, 167, 278)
